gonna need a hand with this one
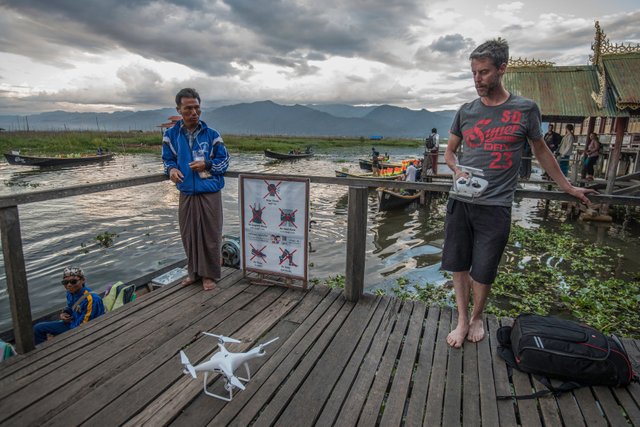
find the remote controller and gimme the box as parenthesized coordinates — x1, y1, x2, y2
(451, 165, 488, 199)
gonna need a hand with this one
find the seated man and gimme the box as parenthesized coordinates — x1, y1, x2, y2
(33, 267, 105, 345)
(400, 160, 419, 194)
(404, 161, 419, 183)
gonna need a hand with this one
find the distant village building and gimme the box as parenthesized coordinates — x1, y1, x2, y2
(503, 21, 640, 183)
(158, 115, 182, 132)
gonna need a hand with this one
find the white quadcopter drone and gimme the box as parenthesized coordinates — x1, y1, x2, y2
(179, 332, 279, 401)
(451, 165, 488, 199)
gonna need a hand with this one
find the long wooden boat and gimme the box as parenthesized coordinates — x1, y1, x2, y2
(264, 149, 314, 160)
(4, 151, 114, 167)
(377, 188, 422, 211)
(358, 158, 416, 171)
(334, 170, 404, 180)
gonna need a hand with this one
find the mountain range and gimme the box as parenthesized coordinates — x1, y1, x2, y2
(0, 101, 455, 138)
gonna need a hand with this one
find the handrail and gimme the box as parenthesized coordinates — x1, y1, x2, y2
(1, 171, 639, 207)
(2, 171, 640, 354)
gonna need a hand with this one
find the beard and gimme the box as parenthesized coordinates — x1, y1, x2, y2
(475, 77, 500, 97)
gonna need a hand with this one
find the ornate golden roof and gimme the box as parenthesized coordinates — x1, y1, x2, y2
(590, 20, 640, 66)
(590, 21, 640, 109)
(507, 57, 555, 68)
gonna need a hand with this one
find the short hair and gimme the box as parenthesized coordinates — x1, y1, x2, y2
(566, 124, 574, 132)
(431, 128, 437, 133)
(175, 88, 201, 108)
(469, 38, 509, 69)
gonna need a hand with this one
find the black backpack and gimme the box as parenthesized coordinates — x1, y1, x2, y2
(425, 135, 435, 150)
(497, 314, 638, 399)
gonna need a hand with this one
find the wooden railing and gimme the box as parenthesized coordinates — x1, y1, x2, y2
(2, 171, 640, 354)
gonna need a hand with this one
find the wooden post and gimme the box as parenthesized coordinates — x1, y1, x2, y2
(345, 186, 367, 302)
(605, 117, 628, 195)
(0, 206, 34, 353)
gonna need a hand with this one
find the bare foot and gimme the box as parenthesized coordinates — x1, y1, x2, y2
(202, 278, 217, 291)
(467, 318, 485, 342)
(447, 323, 469, 348)
(180, 277, 196, 287)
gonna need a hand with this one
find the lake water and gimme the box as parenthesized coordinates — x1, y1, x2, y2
(1, 147, 639, 331)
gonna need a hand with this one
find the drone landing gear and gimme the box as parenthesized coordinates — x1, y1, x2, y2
(236, 362, 251, 382)
(203, 363, 252, 401)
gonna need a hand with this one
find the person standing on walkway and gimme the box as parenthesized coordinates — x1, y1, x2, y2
(371, 147, 381, 176)
(543, 124, 562, 155)
(541, 124, 562, 179)
(558, 124, 576, 177)
(33, 267, 105, 345)
(582, 132, 601, 181)
(442, 38, 596, 349)
(162, 88, 230, 291)
(426, 128, 440, 175)
(518, 140, 532, 180)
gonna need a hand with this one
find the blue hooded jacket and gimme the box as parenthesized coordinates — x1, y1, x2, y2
(162, 120, 230, 195)
(65, 285, 105, 329)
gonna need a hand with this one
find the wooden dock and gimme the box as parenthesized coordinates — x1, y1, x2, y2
(0, 267, 639, 426)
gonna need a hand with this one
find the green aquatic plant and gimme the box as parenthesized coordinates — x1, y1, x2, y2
(3, 181, 41, 188)
(324, 274, 345, 289)
(96, 231, 118, 248)
(488, 224, 639, 338)
(389, 277, 452, 306)
(0, 130, 428, 156)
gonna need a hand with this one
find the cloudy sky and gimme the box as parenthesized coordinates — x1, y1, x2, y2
(0, 0, 638, 114)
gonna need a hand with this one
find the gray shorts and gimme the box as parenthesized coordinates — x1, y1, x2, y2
(441, 198, 511, 285)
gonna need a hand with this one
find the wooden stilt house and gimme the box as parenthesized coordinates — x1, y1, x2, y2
(503, 21, 640, 194)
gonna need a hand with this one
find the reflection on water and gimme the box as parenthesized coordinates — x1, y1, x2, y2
(1, 147, 639, 330)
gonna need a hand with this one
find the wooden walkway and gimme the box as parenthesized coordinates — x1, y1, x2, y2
(0, 267, 638, 426)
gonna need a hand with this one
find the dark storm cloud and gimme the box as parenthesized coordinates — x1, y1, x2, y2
(503, 11, 640, 64)
(0, 0, 428, 76)
(0, 1, 244, 76)
(602, 10, 640, 41)
(222, 0, 426, 64)
(414, 33, 475, 71)
(430, 34, 475, 54)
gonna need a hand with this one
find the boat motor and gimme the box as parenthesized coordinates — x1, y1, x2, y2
(221, 235, 241, 268)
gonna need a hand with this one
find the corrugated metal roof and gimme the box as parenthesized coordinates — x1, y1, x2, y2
(503, 65, 622, 119)
(602, 54, 640, 110)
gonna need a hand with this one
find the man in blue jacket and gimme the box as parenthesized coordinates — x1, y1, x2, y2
(33, 267, 105, 345)
(162, 88, 230, 291)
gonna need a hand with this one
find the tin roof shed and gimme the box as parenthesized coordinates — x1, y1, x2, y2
(503, 21, 640, 122)
(602, 54, 640, 111)
(503, 65, 620, 121)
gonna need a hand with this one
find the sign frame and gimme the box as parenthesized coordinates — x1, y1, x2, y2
(239, 174, 310, 288)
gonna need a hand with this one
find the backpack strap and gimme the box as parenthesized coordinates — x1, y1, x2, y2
(497, 367, 584, 400)
(72, 294, 88, 313)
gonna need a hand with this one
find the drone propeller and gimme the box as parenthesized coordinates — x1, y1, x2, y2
(179, 350, 197, 378)
(259, 337, 279, 348)
(229, 375, 246, 390)
(202, 332, 242, 344)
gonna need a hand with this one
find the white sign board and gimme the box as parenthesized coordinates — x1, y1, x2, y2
(240, 175, 309, 281)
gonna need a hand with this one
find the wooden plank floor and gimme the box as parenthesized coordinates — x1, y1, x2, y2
(0, 267, 639, 426)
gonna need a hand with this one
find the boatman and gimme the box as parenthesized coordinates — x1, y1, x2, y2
(426, 128, 440, 175)
(162, 88, 230, 291)
(33, 267, 105, 345)
(442, 38, 597, 348)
